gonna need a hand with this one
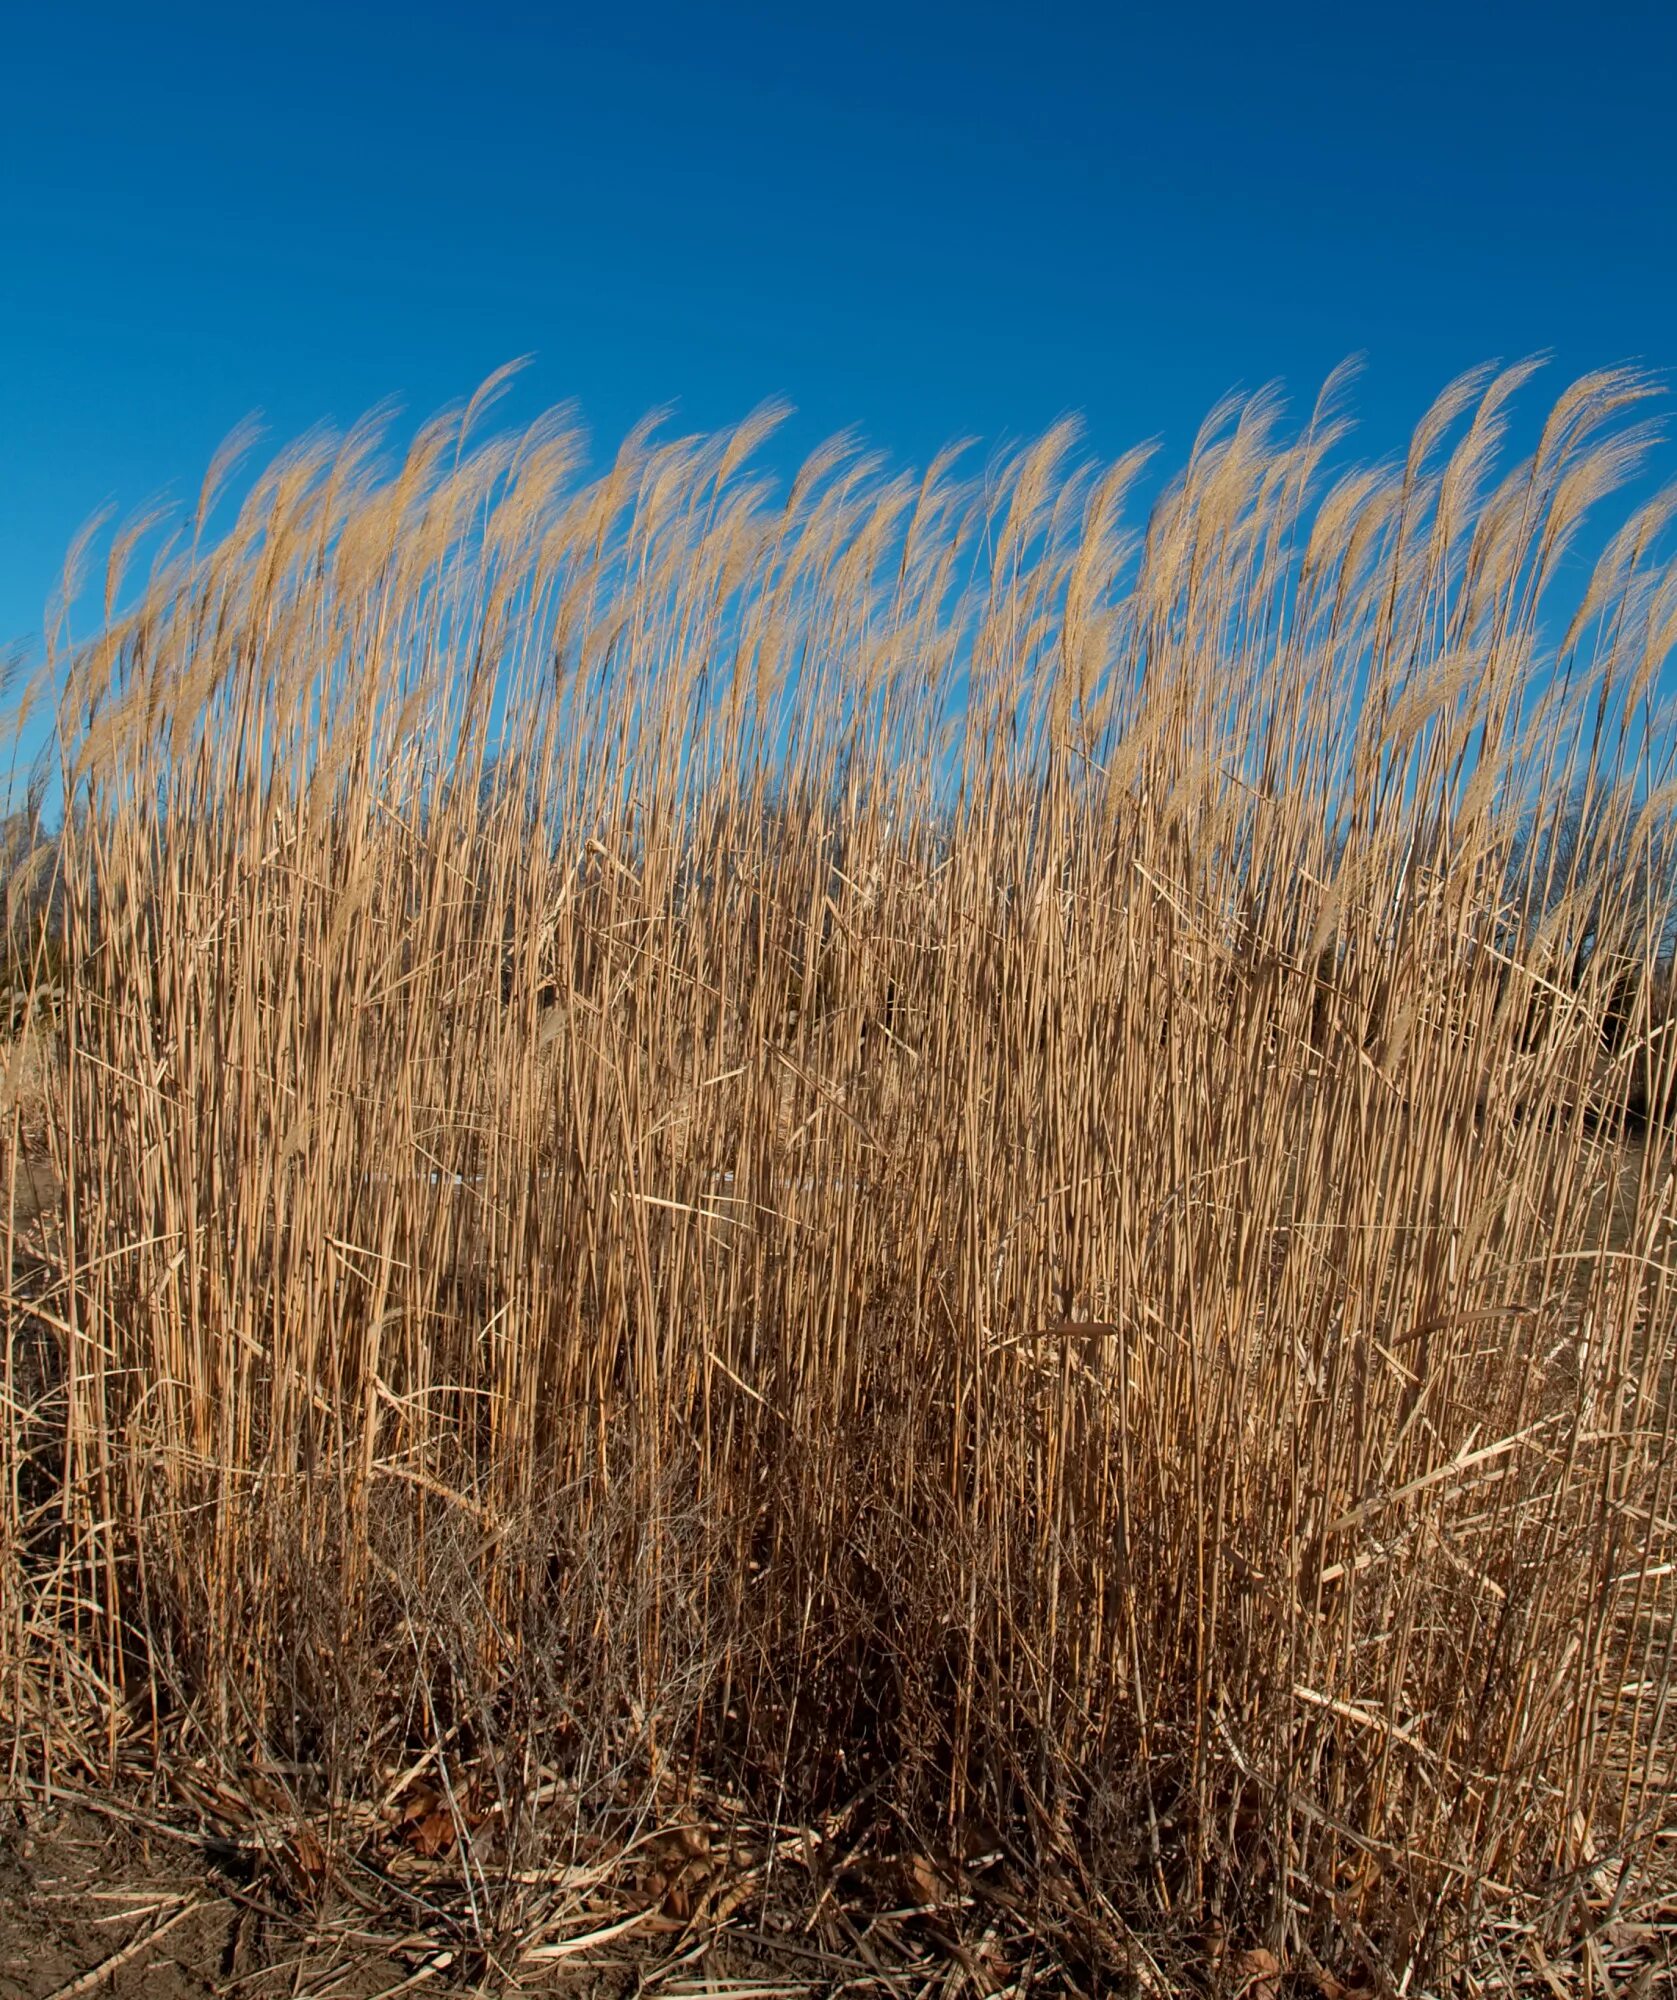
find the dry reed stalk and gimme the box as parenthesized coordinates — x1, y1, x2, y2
(2, 363, 1675, 1984)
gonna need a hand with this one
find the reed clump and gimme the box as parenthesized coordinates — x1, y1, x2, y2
(3, 361, 1676, 1985)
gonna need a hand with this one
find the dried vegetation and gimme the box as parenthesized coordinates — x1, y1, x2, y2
(3, 361, 1677, 1991)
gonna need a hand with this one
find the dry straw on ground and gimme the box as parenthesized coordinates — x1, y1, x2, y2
(3, 361, 1676, 1991)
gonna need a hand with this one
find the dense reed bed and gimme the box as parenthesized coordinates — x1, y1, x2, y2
(3, 362, 1676, 1986)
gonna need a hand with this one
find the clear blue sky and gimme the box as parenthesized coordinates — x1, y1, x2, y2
(4, 0, 1675, 657)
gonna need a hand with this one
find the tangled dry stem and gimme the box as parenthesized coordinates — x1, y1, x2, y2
(3, 360, 1676, 1987)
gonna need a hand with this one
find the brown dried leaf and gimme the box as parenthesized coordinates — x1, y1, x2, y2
(245, 1774, 288, 1815)
(1235, 1947, 1283, 2000)
(900, 1851, 949, 1907)
(640, 1826, 715, 1920)
(397, 1782, 443, 1826)
(409, 1807, 457, 1858)
(1313, 1978, 1373, 2000)
(653, 1825, 711, 1863)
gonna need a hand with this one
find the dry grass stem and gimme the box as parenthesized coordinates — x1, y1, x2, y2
(3, 364, 1676, 1989)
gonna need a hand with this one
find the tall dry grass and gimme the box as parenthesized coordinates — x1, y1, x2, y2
(3, 360, 1677, 1982)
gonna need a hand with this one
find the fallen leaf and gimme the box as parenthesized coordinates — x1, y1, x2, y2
(397, 1782, 443, 1826)
(900, 1852, 949, 1907)
(640, 1827, 715, 1920)
(1235, 1947, 1283, 2000)
(245, 1774, 288, 1815)
(655, 1825, 711, 1862)
(409, 1808, 457, 1858)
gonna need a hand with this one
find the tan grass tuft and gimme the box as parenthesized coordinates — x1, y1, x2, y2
(4, 366, 1676, 1985)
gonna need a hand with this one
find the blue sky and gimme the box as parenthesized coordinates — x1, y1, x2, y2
(3, 0, 1675, 658)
